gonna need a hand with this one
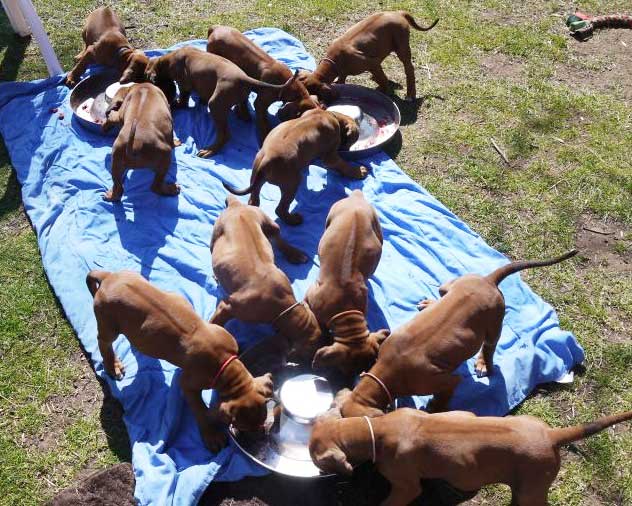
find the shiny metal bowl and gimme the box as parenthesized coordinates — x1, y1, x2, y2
(327, 83, 401, 159)
(230, 373, 335, 478)
(69, 70, 121, 135)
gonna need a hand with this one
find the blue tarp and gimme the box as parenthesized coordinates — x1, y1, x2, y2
(0, 28, 583, 506)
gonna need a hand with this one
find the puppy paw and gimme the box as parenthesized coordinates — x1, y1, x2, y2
(202, 427, 228, 453)
(106, 359, 125, 381)
(474, 361, 489, 378)
(65, 75, 77, 88)
(102, 190, 122, 202)
(285, 248, 309, 264)
(417, 298, 435, 311)
(173, 138, 182, 147)
(404, 95, 416, 103)
(197, 148, 217, 158)
(282, 213, 303, 226)
(153, 182, 181, 196)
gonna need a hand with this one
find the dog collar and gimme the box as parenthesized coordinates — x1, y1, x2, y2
(363, 416, 376, 463)
(117, 46, 132, 57)
(210, 354, 238, 389)
(360, 371, 394, 408)
(271, 300, 304, 327)
(319, 57, 339, 76)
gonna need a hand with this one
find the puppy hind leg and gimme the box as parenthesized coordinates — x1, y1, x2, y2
(475, 320, 502, 377)
(510, 484, 550, 506)
(150, 161, 180, 196)
(103, 150, 126, 202)
(198, 97, 230, 158)
(275, 175, 302, 225)
(395, 38, 416, 100)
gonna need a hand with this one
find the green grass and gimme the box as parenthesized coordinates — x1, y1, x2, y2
(0, 0, 630, 504)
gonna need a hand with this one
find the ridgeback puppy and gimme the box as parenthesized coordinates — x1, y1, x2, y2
(145, 47, 308, 157)
(341, 250, 578, 417)
(223, 108, 368, 225)
(101, 82, 179, 201)
(65, 6, 149, 88)
(305, 190, 390, 377)
(298, 11, 438, 102)
(207, 25, 321, 140)
(310, 407, 632, 506)
(87, 270, 273, 452)
(210, 196, 323, 365)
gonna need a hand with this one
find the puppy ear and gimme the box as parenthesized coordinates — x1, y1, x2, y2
(317, 448, 353, 475)
(216, 401, 234, 425)
(312, 343, 347, 370)
(119, 67, 135, 84)
(254, 373, 274, 399)
(438, 280, 454, 297)
(338, 116, 359, 148)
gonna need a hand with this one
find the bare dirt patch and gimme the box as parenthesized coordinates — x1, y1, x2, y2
(480, 52, 524, 82)
(553, 29, 632, 100)
(576, 214, 631, 273)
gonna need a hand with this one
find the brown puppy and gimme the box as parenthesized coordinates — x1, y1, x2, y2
(210, 196, 323, 364)
(101, 83, 179, 202)
(310, 407, 632, 506)
(65, 6, 148, 88)
(86, 270, 273, 452)
(305, 190, 389, 377)
(207, 25, 321, 139)
(299, 11, 438, 102)
(223, 108, 368, 225)
(145, 47, 307, 157)
(341, 250, 578, 417)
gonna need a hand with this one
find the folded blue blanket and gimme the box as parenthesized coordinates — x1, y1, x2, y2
(0, 28, 583, 506)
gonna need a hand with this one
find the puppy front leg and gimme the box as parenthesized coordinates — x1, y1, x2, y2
(369, 65, 390, 94)
(428, 374, 461, 413)
(65, 46, 95, 88)
(253, 96, 272, 142)
(209, 300, 234, 326)
(180, 374, 227, 453)
(322, 151, 368, 179)
(96, 321, 125, 380)
(379, 467, 422, 506)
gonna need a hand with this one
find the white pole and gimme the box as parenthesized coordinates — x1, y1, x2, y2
(1, 0, 31, 36)
(12, 0, 63, 76)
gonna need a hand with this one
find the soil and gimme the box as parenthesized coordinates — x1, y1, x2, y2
(576, 214, 631, 273)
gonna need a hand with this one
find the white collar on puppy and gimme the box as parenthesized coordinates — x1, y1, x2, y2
(363, 416, 376, 463)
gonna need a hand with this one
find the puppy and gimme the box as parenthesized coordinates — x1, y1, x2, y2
(341, 250, 578, 417)
(210, 196, 323, 365)
(310, 407, 632, 506)
(207, 25, 321, 139)
(101, 82, 179, 201)
(66, 6, 148, 88)
(145, 47, 308, 157)
(299, 11, 438, 102)
(87, 270, 273, 452)
(223, 108, 368, 225)
(305, 190, 389, 377)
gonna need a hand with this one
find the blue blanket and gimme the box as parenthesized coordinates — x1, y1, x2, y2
(0, 28, 583, 506)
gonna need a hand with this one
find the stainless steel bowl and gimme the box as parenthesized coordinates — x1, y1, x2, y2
(69, 70, 121, 135)
(327, 83, 401, 159)
(229, 373, 335, 478)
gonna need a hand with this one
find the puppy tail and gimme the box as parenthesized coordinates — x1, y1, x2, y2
(222, 180, 253, 196)
(222, 159, 265, 196)
(86, 270, 110, 297)
(485, 249, 578, 286)
(549, 410, 632, 446)
(402, 12, 439, 31)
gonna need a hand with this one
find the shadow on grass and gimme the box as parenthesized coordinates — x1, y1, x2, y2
(0, 10, 29, 82)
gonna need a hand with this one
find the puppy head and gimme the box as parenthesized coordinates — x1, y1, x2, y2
(297, 69, 339, 103)
(312, 329, 388, 377)
(105, 86, 133, 117)
(218, 372, 273, 431)
(309, 417, 353, 475)
(277, 94, 323, 122)
(120, 51, 149, 84)
(330, 111, 360, 149)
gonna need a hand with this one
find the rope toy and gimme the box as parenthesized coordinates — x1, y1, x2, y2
(566, 12, 632, 41)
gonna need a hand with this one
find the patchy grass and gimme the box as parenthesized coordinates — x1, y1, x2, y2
(0, 0, 630, 505)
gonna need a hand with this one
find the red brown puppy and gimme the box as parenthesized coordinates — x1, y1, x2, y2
(305, 190, 390, 377)
(87, 270, 273, 452)
(341, 250, 578, 417)
(65, 6, 149, 88)
(145, 47, 308, 157)
(223, 108, 368, 225)
(101, 82, 179, 201)
(210, 196, 323, 364)
(299, 11, 438, 102)
(310, 407, 632, 506)
(207, 25, 321, 139)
